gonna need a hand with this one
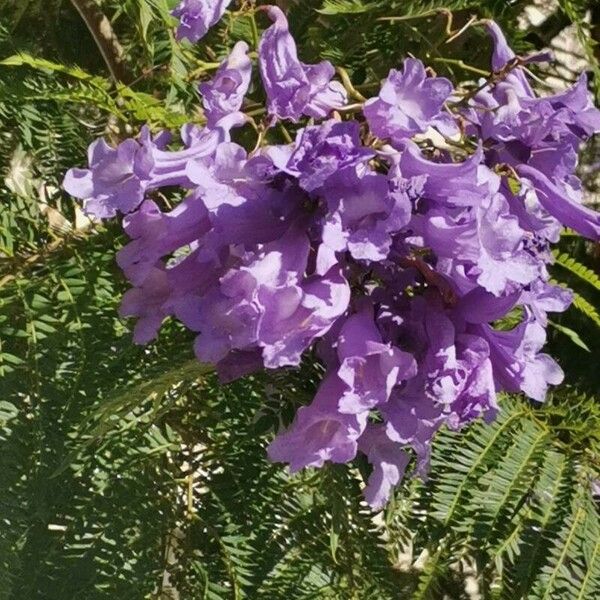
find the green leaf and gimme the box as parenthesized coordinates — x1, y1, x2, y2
(549, 320, 591, 352)
(553, 251, 600, 293)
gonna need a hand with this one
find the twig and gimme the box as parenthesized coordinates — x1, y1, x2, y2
(336, 67, 366, 102)
(433, 57, 489, 77)
(377, 10, 440, 23)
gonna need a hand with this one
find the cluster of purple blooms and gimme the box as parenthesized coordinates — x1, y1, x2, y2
(64, 4, 600, 509)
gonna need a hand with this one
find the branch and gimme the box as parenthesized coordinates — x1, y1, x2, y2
(69, 0, 132, 84)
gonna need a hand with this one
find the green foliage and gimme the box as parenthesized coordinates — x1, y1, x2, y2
(554, 252, 600, 294)
(0, 1, 599, 599)
(399, 396, 600, 599)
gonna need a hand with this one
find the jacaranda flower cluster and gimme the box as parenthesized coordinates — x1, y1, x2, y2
(64, 6, 600, 509)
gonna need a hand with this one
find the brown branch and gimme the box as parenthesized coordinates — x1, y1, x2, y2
(398, 256, 457, 306)
(69, 0, 132, 84)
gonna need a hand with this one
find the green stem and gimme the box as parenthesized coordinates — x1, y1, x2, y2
(250, 11, 260, 50)
(336, 67, 366, 102)
(433, 57, 489, 77)
(377, 10, 440, 23)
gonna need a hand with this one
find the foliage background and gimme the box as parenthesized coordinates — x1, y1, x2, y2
(0, 1, 599, 598)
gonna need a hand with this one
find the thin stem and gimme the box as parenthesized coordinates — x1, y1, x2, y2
(249, 11, 260, 50)
(335, 102, 365, 113)
(336, 67, 367, 102)
(433, 57, 489, 77)
(278, 123, 293, 144)
(377, 10, 439, 23)
(187, 61, 223, 81)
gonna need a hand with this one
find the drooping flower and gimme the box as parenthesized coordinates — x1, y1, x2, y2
(358, 425, 411, 510)
(335, 305, 416, 413)
(258, 6, 347, 122)
(63, 17, 600, 511)
(172, 0, 232, 43)
(521, 280, 572, 327)
(516, 165, 600, 240)
(64, 129, 164, 219)
(117, 194, 211, 286)
(199, 41, 252, 126)
(190, 227, 311, 364)
(419, 191, 542, 296)
(322, 168, 411, 261)
(119, 266, 172, 344)
(478, 316, 564, 402)
(268, 372, 368, 471)
(394, 139, 487, 208)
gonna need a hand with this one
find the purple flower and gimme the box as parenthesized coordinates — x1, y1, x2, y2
(364, 59, 456, 142)
(65, 18, 600, 511)
(443, 334, 498, 428)
(172, 0, 232, 43)
(183, 226, 350, 370)
(418, 303, 498, 423)
(259, 264, 351, 368)
(521, 280, 572, 327)
(63, 121, 242, 219)
(187, 142, 305, 246)
(420, 191, 542, 296)
(267, 372, 368, 472)
(383, 388, 442, 479)
(116, 194, 211, 286)
(191, 228, 311, 364)
(516, 165, 600, 241)
(478, 317, 564, 402)
(335, 305, 416, 413)
(468, 23, 600, 244)
(484, 21, 600, 139)
(284, 120, 374, 192)
(358, 425, 410, 510)
(64, 131, 158, 219)
(258, 6, 346, 122)
(503, 177, 562, 243)
(485, 21, 534, 99)
(544, 74, 600, 138)
(322, 169, 411, 261)
(199, 41, 252, 126)
(395, 140, 486, 208)
(119, 266, 172, 344)
(455, 287, 520, 324)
